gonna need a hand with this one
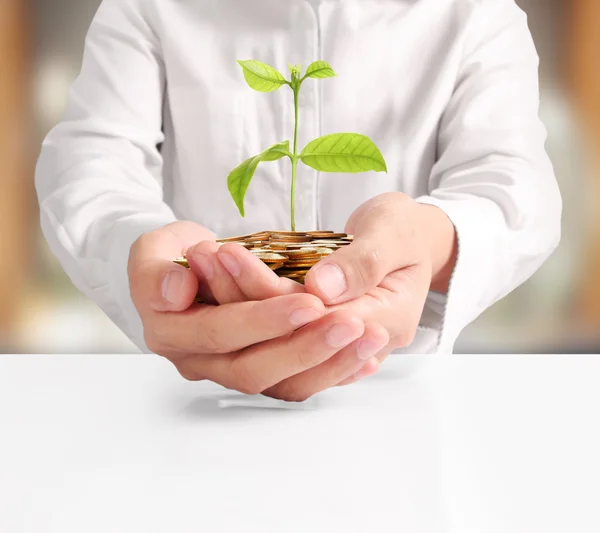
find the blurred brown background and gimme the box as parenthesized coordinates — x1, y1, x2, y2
(1, 0, 599, 354)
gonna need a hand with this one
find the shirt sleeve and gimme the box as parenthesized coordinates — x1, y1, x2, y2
(414, 0, 562, 354)
(35, 0, 176, 353)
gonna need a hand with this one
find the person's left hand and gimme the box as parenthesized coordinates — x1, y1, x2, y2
(303, 192, 456, 385)
(195, 192, 456, 400)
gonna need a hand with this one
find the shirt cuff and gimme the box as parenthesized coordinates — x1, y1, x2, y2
(105, 213, 177, 353)
(414, 195, 505, 354)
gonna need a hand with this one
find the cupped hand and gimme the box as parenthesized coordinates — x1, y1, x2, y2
(305, 192, 457, 383)
(128, 221, 388, 401)
(211, 192, 457, 390)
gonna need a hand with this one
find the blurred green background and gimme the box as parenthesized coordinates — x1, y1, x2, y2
(1, 0, 599, 354)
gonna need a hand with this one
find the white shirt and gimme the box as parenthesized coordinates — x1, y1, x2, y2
(35, 0, 562, 354)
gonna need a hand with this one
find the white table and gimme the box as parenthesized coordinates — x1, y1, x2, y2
(1, 355, 599, 533)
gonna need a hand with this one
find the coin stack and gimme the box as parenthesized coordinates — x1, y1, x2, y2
(173, 230, 353, 285)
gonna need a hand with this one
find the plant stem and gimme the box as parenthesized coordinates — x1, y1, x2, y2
(290, 157, 298, 231)
(290, 83, 300, 231)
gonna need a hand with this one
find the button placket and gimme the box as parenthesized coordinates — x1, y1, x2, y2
(289, 14, 319, 231)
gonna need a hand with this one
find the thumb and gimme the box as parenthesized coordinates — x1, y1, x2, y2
(128, 222, 213, 314)
(304, 234, 399, 304)
(136, 260, 199, 313)
(305, 193, 420, 304)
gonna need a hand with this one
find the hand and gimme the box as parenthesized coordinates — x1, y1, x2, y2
(303, 192, 457, 383)
(128, 221, 388, 400)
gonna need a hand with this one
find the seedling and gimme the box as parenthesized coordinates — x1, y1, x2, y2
(229, 60, 387, 231)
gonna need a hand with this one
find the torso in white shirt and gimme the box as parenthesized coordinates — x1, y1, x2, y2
(157, 0, 470, 236)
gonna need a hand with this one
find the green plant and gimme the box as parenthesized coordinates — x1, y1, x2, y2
(228, 60, 387, 231)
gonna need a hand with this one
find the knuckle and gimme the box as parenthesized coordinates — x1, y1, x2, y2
(294, 344, 317, 370)
(348, 246, 381, 291)
(195, 324, 225, 354)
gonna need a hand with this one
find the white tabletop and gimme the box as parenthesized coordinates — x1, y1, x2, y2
(1, 355, 599, 533)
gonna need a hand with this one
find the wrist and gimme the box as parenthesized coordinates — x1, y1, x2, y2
(413, 202, 457, 294)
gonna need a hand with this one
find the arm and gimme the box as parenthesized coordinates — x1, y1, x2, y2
(299, 0, 561, 355)
(35, 0, 177, 351)
(415, 0, 562, 352)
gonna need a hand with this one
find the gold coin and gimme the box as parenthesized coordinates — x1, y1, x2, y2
(311, 239, 351, 245)
(312, 232, 347, 239)
(268, 231, 309, 237)
(283, 256, 321, 263)
(304, 242, 339, 248)
(173, 258, 190, 268)
(315, 247, 335, 255)
(268, 261, 286, 270)
(269, 237, 309, 243)
(307, 231, 347, 238)
(281, 242, 316, 248)
(306, 231, 334, 237)
(283, 262, 319, 269)
(254, 252, 288, 263)
(281, 248, 319, 258)
(249, 247, 273, 255)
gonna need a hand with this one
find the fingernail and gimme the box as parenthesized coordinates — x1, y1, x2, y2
(289, 308, 322, 327)
(192, 254, 214, 280)
(219, 251, 241, 277)
(326, 322, 360, 348)
(161, 270, 185, 305)
(356, 339, 385, 361)
(314, 263, 347, 300)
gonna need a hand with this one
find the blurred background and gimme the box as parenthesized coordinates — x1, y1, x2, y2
(1, 0, 599, 354)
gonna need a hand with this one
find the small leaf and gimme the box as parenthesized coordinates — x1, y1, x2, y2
(300, 133, 387, 173)
(228, 141, 290, 216)
(237, 60, 287, 92)
(305, 60, 336, 79)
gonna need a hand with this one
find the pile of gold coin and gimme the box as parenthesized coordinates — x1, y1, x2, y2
(173, 230, 353, 285)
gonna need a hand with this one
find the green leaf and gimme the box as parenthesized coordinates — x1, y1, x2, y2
(300, 133, 387, 173)
(305, 60, 336, 79)
(237, 60, 287, 92)
(228, 141, 290, 216)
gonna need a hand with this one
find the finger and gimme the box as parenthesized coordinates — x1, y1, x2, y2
(186, 240, 246, 305)
(128, 222, 216, 314)
(304, 195, 422, 305)
(130, 258, 200, 314)
(305, 237, 412, 305)
(217, 243, 306, 300)
(263, 322, 389, 402)
(147, 293, 325, 355)
(195, 269, 217, 306)
(325, 264, 431, 348)
(201, 310, 365, 396)
(336, 357, 381, 387)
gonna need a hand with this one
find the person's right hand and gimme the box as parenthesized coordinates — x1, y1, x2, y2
(128, 221, 386, 399)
